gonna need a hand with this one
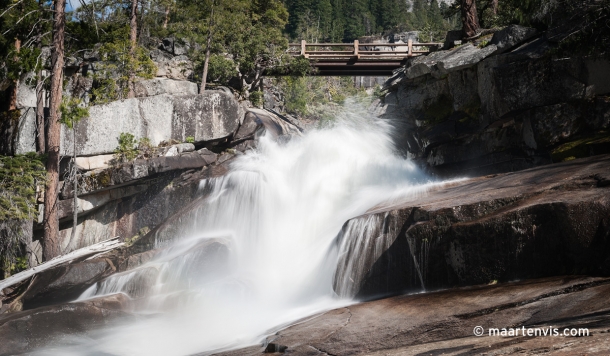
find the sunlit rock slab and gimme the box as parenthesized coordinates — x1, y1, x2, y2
(214, 276, 610, 356)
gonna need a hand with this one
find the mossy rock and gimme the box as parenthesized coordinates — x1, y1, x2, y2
(423, 94, 454, 125)
(551, 132, 610, 162)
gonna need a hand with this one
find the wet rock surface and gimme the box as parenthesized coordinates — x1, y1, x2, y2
(0, 293, 133, 356)
(19, 257, 117, 310)
(215, 276, 610, 356)
(334, 154, 610, 299)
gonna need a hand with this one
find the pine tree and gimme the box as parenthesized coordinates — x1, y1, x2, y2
(316, 0, 333, 41)
(411, 0, 429, 30)
(329, 0, 345, 42)
(44, 0, 66, 260)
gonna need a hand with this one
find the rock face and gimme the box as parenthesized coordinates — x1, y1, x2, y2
(18, 257, 116, 310)
(45, 151, 230, 258)
(59, 91, 240, 157)
(490, 24, 538, 54)
(216, 276, 610, 356)
(133, 78, 198, 97)
(381, 26, 610, 177)
(4, 91, 241, 157)
(333, 154, 610, 299)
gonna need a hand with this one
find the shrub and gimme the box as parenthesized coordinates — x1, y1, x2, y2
(250, 90, 264, 108)
(114, 133, 138, 163)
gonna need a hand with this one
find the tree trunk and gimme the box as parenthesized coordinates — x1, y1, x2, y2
(199, 6, 214, 94)
(461, 0, 480, 38)
(128, 0, 138, 98)
(35, 72, 45, 154)
(43, 0, 66, 261)
(8, 39, 21, 111)
(163, 5, 170, 29)
(69, 127, 78, 243)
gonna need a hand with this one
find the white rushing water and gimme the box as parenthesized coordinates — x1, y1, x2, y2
(38, 104, 440, 356)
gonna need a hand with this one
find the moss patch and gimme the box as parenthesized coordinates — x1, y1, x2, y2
(551, 132, 610, 162)
(423, 94, 454, 125)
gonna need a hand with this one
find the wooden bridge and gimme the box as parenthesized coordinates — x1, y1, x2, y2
(286, 40, 443, 76)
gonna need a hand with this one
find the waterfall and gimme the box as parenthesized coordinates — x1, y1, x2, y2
(39, 104, 440, 356)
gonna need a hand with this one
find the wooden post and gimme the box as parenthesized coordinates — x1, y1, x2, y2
(354, 40, 359, 59)
(301, 40, 308, 58)
(407, 39, 413, 57)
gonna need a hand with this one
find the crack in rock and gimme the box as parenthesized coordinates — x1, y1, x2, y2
(309, 345, 338, 356)
(457, 278, 610, 319)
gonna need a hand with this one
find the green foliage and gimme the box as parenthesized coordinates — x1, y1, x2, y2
(195, 55, 237, 86)
(280, 76, 366, 117)
(91, 77, 121, 105)
(373, 85, 385, 99)
(250, 90, 264, 107)
(3, 46, 41, 81)
(90, 39, 157, 104)
(138, 137, 157, 158)
(268, 55, 315, 76)
(11, 256, 28, 272)
(60, 97, 89, 129)
(0, 153, 46, 221)
(283, 77, 309, 115)
(284, 0, 457, 42)
(185, 136, 195, 144)
(171, 0, 288, 92)
(114, 133, 138, 163)
(0, 0, 50, 86)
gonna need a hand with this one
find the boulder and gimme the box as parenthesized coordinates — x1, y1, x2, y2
(159, 38, 174, 54)
(172, 40, 190, 56)
(433, 44, 498, 77)
(58, 91, 240, 157)
(333, 154, 610, 299)
(234, 111, 263, 141)
(164, 143, 195, 157)
(19, 257, 117, 310)
(197, 148, 218, 165)
(490, 24, 538, 54)
(134, 78, 198, 97)
(150, 48, 194, 80)
(0, 294, 133, 355)
(246, 109, 303, 138)
(401, 44, 497, 81)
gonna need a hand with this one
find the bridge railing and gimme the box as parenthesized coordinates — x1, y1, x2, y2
(288, 40, 443, 59)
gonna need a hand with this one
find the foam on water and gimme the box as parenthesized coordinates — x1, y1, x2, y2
(38, 103, 442, 356)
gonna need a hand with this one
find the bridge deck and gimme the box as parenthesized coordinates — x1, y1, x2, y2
(284, 40, 443, 76)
